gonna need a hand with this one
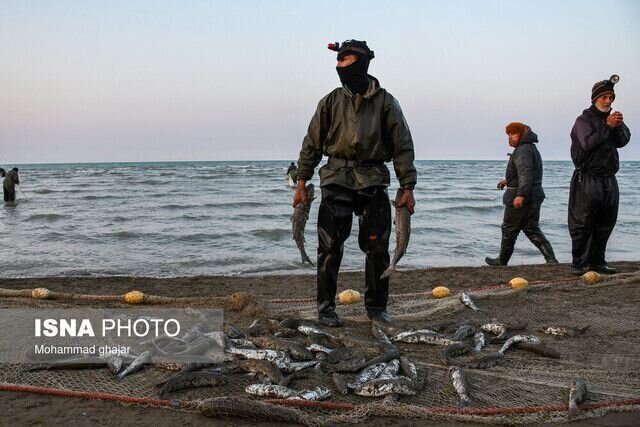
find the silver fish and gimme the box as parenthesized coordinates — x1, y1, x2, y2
(306, 343, 333, 354)
(348, 362, 387, 389)
(159, 371, 227, 397)
(226, 347, 291, 370)
(391, 329, 438, 342)
(105, 355, 124, 374)
(117, 351, 152, 381)
(541, 325, 590, 337)
(291, 183, 315, 265)
(232, 359, 283, 384)
(292, 386, 332, 401)
(354, 377, 420, 397)
(460, 292, 479, 311)
(398, 356, 418, 381)
(393, 331, 459, 346)
(377, 359, 401, 380)
(229, 338, 257, 348)
(449, 366, 471, 408)
(284, 360, 320, 373)
(250, 336, 313, 361)
(499, 335, 541, 354)
(472, 331, 486, 353)
(452, 325, 476, 341)
(480, 322, 507, 342)
(381, 188, 411, 279)
(568, 378, 587, 416)
(371, 326, 394, 348)
(513, 342, 561, 359)
(297, 325, 335, 338)
(245, 384, 298, 398)
(440, 342, 471, 365)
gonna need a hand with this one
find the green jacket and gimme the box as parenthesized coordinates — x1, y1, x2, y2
(296, 76, 417, 190)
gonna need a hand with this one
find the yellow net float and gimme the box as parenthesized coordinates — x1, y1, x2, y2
(431, 286, 450, 298)
(123, 290, 145, 304)
(582, 271, 602, 285)
(338, 289, 362, 305)
(31, 288, 52, 299)
(509, 277, 529, 289)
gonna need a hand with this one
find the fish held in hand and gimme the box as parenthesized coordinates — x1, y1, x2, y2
(291, 183, 315, 266)
(381, 188, 411, 279)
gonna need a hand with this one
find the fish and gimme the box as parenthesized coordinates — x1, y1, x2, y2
(306, 343, 333, 354)
(117, 351, 152, 381)
(278, 371, 306, 388)
(392, 331, 460, 346)
(232, 359, 283, 384)
(391, 329, 438, 342)
(440, 342, 471, 365)
(568, 378, 587, 416)
(460, 292, 479, 311)
(449, 366, 471, 408)
(513, 342, 561, 359)
(321, 355, 368, 373)
(181, 323, 207, 343)
(292, 386, 332, 401)
(324, 347, 363, 364)
(159, 371, 227, 397)
(245, 384, 298, 399)
(250, 336, 314, 361)
(451, 325, 476, 341)
(459, 351, 504, 369)
(347, 362, 388, 389)
(354, 377, 421, 397)
(223, 324, 245, 339)
(371, 326, 395, 348)
(297, 325, 335, 339)
(472, 331, 486, 353)
(291, 183, 315, 265)
(332, 373, 349, 395)
(541, 325, 590, 337)
(226, 347, 292, 370)
(499, 335, 541, 354)
(480, 322, 507, 343)
(398, 356, 418, 381)
(358, 348, 401, 369)
(381, 188, 411, 279)
(284, 360, 320, 373)
(377, 359, 401, 380)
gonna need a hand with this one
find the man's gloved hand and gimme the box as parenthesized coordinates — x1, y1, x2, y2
(396, 189, 415, 215)
(607, 111, 624, 128)
(292, 180, 308, 208)
(513, 196, 525, 208)
(497, 179, 507, 190)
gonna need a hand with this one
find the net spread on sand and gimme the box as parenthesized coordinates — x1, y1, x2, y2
(1, 272, 639, 425)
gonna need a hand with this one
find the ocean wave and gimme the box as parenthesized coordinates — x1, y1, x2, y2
(249, 228, 291, 240)
(32, 188, 57, 194)
(26, 213, 69, 222)
(429, 205, 503, 214)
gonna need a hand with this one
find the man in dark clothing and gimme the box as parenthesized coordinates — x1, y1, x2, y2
(568, 75, 630, 275)
(286, 162, 298, 184)
(293, 39, 417, 327)
(3, 167, 20, 202)
(486, 123, 558, 266)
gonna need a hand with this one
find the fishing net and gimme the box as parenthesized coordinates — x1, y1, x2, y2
(1, 271, 639, 425)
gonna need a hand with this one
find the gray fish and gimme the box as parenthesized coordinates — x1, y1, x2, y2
(306, 343, 333, 354)
(354, 377, 420, 397)
(440, 342, 471, 365)
(378, 359, 401, 380)
(568, 378, 587, 416)
(292, 386, 332, 401)
(449, 366, 471, 408)
(232, 359, 283, 384)
(472, 331, 486, 353)
(460, 292, 479, 311)
(393, 331, 459, 346)
(226, 347, 292, 370)
(297, 325, 334, 338)
(499, 335, 541, 355)
(348, 362, 388, 389)
(391, 328, 438, 342)
(332, 373, 349, 395)
(324, 347, 363, 364)
(159, 371, 227, 397)
(398, 356, 418, 381)
(105, 355, 124, 374)
(541, 325, 590, 337)
(452, 325, 476, 341)
(250, 336, 313, 361)
(321, 355, 368, 373)
(224, 324, 245, 339)
(480, 322, 507, 343)
(291, 183, 315, 265)
(278, 371, 306, 388)
(459, 351, 504, 369)
(381, 188, 411, 279)
(245, 383, 298, 398)
(285, 360, 320, 373)
(513, 342, 561, 359)
(117, 351, 152, 381)
(371, 326, 394, 348)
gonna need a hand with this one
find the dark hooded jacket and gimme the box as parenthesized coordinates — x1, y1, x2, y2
(503, 128, 545, 205)
(570, 106, 630, 176)
(3, 169, 19, 190)
(296, 76, 417, 190)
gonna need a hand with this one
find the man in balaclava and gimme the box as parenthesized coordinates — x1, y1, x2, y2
(293, 39, 417, 327)
(568, 75, 631, 275)
(486, 122, 558, 266)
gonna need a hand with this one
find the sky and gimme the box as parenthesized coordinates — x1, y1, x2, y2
(1, 0, 639, 163)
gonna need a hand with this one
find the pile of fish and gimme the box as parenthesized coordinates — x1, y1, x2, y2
(22, 300, 591, 415)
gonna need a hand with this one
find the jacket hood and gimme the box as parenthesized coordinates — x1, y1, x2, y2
(519, 126, 538, 144)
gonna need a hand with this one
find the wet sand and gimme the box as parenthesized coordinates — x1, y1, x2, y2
(1, 261, 639, 426)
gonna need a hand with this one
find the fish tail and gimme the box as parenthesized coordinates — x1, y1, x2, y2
(459, 397, 470, 409)
(568, 402, 580, 416)
(302, 251, 314, 266)
(380, 265, 395, 279)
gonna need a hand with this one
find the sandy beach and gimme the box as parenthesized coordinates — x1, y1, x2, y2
(1, 261, 639, 426)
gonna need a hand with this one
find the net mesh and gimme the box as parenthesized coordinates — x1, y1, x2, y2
(1, 272, 639, 425)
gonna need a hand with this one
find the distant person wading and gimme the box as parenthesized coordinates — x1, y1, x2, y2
(293, 39, 417, 327)
(486, 123, 558, 266)
(3, 167, 20, 202)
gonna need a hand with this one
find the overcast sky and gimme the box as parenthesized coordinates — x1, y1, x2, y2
(1, 0, 638, 164)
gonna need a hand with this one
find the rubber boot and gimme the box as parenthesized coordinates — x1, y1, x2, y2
(485, 238, 514, 266)
(536, 240, 559, 264)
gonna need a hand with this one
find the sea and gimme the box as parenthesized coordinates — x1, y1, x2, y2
(1, 160, 638, 278)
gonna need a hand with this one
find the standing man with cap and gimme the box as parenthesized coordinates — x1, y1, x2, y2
(486, 122, 558, 266)
(293, 39, 417, 326)
(569, 75, 631, 275)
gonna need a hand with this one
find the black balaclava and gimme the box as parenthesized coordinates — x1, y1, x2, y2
(336, 53, 370, 95)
